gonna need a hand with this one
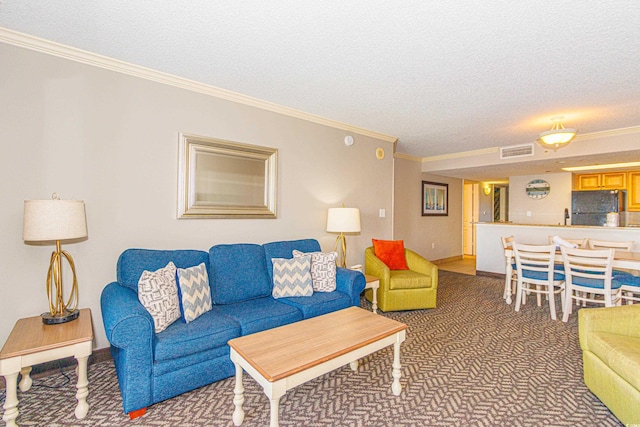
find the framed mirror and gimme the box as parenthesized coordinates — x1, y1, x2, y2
(177, 133, 278, 218)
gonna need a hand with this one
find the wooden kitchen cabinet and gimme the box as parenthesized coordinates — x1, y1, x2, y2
(628, 171, 640, 211)
(575, 172, 626, 190)
(576, 173, 600, 190)
(601, 172, 626, 189)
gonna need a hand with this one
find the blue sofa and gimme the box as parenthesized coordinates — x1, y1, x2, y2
(100, 239, 365, 417)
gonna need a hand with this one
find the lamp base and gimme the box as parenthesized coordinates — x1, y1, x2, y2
(41, 309, 80, 325)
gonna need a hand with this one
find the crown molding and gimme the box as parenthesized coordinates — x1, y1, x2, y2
(571, 125, 640, 141)
(393, 152, 423, 162)
(0, 27, 398, 144)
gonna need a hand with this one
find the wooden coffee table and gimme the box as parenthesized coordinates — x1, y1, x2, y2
(228, 306, 407, 427)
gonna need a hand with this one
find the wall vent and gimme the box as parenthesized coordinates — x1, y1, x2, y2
(500, 143, 534, 159)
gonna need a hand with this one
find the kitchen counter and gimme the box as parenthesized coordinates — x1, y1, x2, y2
(475, 222, 640, 275)
(475, 222, 640, 229)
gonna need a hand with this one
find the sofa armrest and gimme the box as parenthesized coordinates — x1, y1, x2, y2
(101, 282, 155, 414)
(579, 304, 640, 351)
(364, 247, 391, 289)
(336, 268, 366, 306)
(101, 282, 154, 348)
(405, 249, 438, 288)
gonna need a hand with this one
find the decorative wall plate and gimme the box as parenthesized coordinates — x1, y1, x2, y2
(525, 179, 550, 199)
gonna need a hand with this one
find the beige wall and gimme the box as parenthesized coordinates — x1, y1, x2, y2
(509, 173, 572, 225)
(393, 157, 463, 261)
(0, 42, 394, 349)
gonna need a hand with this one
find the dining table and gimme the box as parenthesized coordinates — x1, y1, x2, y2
(503, 248, 640, 304)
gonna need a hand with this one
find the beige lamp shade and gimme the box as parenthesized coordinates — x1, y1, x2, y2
(23, 198, 87, 242)
(327, 207, 361, 233)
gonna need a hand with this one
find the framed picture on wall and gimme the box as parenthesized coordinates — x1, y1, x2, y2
(422, 181, 448, 216)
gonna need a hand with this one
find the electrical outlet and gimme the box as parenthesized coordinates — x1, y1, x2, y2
(431, 242, 435, 249)
(526, 211, 532, 217)
(379, 209, 386, 218)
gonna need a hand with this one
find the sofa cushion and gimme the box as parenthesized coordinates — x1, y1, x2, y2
(118, 249, 209, 291)
(154, 308, 240, 362)
(277, 291, 351, 319)
(587, 331, 640, 391)
(138, 262, 181, 333)
(388, 270, 432, 290)
(271, 256, 314, 298)
(372, 239, 409, 270)
(293, 250, 337, 292)
(214, 297, 303, 335)
(209, 244, 271, 304)
(177, 263, 212, 323)
(263, 239, 322, 285)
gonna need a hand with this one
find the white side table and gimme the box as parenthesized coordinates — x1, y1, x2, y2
(0, 308, 93, 427)
(364, 274, 380, 313)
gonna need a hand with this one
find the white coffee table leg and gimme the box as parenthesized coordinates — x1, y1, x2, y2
(371, 290, 378, 313)
(75, 355, 90, 419)
(392, 339, 402, 396)
(233, 363, 245, 426)
(269, 397, 280, 427)
(2, 371, 19, 427)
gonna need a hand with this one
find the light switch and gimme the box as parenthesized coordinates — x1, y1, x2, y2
(379, 209, 386, 218)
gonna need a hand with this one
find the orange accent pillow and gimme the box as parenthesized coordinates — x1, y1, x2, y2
(372, 239, 409, 270)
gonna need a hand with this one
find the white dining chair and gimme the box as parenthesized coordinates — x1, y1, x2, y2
(547, 236, 589, 248)
(513, 244, 565, 320)
(501, 235, 517, 303)
(560, 247, 622, 322)
(588, 239, 633, 251)
(613, 273, 640, 304)
(587, 239, 635, 280)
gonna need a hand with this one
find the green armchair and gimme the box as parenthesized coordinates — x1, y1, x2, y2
(364, 246, 438, 312)
(579, 304, 640, 425)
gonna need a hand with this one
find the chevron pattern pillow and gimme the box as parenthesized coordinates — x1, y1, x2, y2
(271, 255, 313, 298)
(138, 262, 180, 333)
(292, 250, 337, 292)
(177, 262, 212, 323)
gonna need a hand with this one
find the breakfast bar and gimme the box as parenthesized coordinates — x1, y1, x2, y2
(476, 222, 640, 275)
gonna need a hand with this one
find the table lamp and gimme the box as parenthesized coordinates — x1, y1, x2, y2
(327, 206, 361, 268)
(23, 194, 87, 324)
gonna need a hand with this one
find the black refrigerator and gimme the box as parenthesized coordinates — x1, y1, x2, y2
(571, 190, 626, 226)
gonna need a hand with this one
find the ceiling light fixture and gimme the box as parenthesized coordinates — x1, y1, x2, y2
(562, 161, 640, 172)
(538, 116, 577, 149)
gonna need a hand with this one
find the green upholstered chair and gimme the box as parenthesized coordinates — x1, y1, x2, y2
(364, 246, 437, 312)
(579, 304, 640, 425)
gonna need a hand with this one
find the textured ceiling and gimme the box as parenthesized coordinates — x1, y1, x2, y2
(2, 1, 640, 163)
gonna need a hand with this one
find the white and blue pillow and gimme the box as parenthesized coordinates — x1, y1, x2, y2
(293, 250, 337, 292)
(177, 262, 212, 323)
(271, 255, 313, 298)
(138, 262, 181, 333)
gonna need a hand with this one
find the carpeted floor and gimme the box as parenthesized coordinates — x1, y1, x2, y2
(3, 271, 623, 426)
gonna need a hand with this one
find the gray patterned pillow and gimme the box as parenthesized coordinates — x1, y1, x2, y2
(177, 263, 212, 323)
(138, 262, 180, 333)
(293, 250, 337, 292)
(271, 255, 313, 298)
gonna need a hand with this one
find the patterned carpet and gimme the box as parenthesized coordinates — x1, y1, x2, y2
(4, 271, 622, 426)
